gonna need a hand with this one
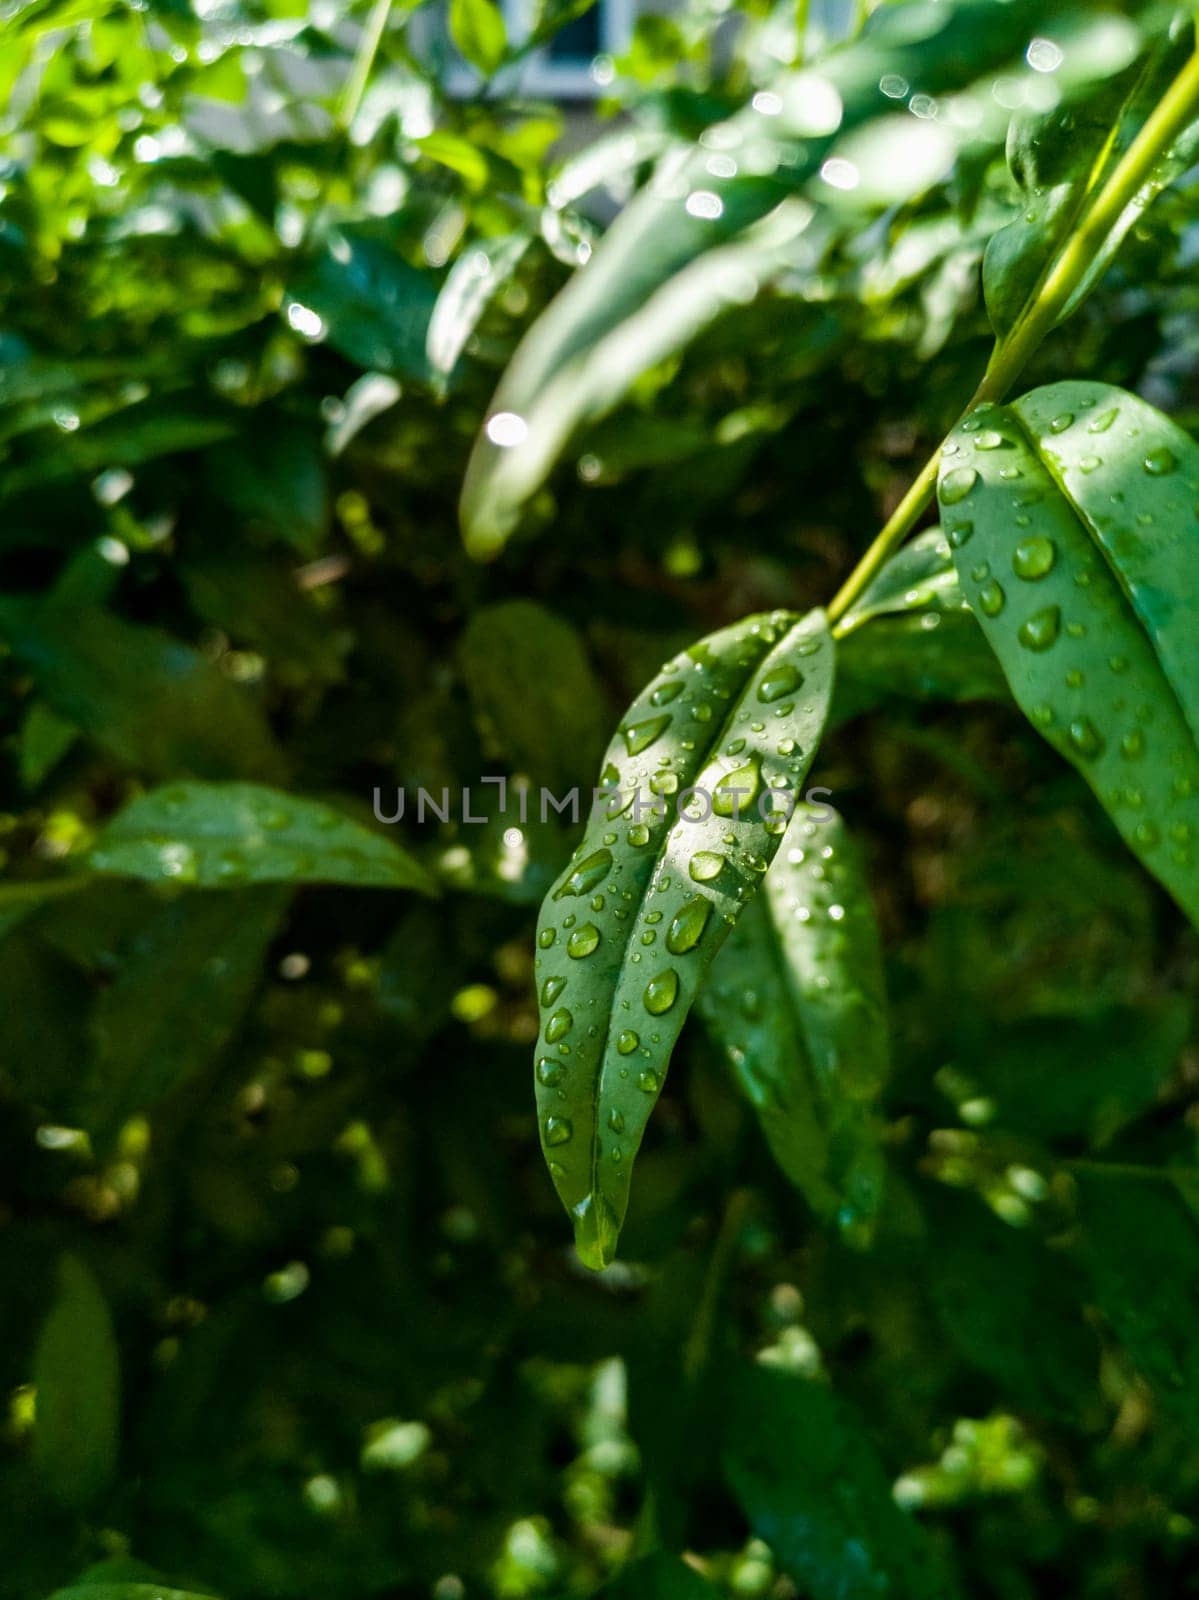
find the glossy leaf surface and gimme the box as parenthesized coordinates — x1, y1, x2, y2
(700, 804, 888, 1231)
(89, 781, 439, 894)
(939, 380, 1199, 926)
(533, 609, 834, 1267)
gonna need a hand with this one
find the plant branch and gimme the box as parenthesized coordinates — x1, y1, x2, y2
(826, 39, 1199, 629)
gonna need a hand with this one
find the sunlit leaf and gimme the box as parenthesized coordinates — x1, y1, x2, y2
(939, 380, 1199, 926)
(533, 608, 833, 1267)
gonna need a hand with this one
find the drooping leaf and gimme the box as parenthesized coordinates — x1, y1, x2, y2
(0, 601, 286, 783)
(723, 1364, 958, 1600)
(457, 599, 608, 793)
(89, 781, 439, 894)
(84, 886, 288, 1144)
(460, 0, 1160, 555)
(938, 380, 1199, 927)
(984, 26, 1199, 339)
(449, 0, 507, 77)
(427, 232, 533, 389)
(699, 804, 888, 1232)
(533, 608, 834, 1268)
(33, 1255, 120, 1510)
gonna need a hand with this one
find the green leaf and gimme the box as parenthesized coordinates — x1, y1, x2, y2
(0, 602, 285, 783)
(1071, 1167, 1199, 1424)
(833, 612, 1009, 726)
(984, 29, 1199, 339)
(288, 227, 439, 383)
(449, 0, 507, 76)
(427, 232, 532, 389)
(699, 804, 888, 1232)
(723, 1364, 957, 1600)
(938, 380, 1199, 926)
(533, 608, 834, 1268)
(33, 1255, 120, 1510)
(89, 781, 440, 894)
(840, 528, 969, 631)
(457, 600, 608, 793)
(460, 0, 1159, 555)
(84, 887, 288, 1143)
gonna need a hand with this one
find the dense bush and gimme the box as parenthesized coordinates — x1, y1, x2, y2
(3, 0, 1199, 1596)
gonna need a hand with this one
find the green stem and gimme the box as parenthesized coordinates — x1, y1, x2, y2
(826, 41, 1199, 629)
(339, 0, 395, 129)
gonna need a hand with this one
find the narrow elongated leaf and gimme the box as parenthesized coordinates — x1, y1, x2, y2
(85, 887, 287, 1143)
(33, 1255, 120, 1510)
(699, 804, 888, 1231)
(89, 781, 439, 894)
(534, 609, 834, 1268)
(723, 1365, 958, 1600)
(427, 232, 532, 388)
(938, 381, 1199, 926)
(840, 528, 969, 632)
(460, 0, 1158, 555)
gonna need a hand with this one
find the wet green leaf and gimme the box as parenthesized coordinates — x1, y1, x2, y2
(699, 805, 888, 1232)
(288, 227, 438, 382)
(89, 781, 440, 894)
(533, 608, 833, 1268)
(939, 380, 1199, 926)
(985, 28, 1199, 339)
(33, 1255, 120, 1510)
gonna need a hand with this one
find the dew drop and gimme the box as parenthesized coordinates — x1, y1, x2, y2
(1012, 535, 1056, 580)
(713, 761, 760, 817)
(651, 680, 683, 706)
(1088, 407, 1118, 434)
(1144, 447, 1177, 476)
(637, 1068, 661, 1093)
(617, 1029, 640, 1055)
(666, 896, 712, 954)
(567, 924, 600, 959)
(974, 429, 1005, 451)
(1018, 606, 1060, 651)
(940, 466, 978, 505)
(623, 714, 671, 756)
(543, 1115, 572, 1146)
(1121, 730, 1145, 759)
(978, 580, 1006, 617)
(1049, 412, 1074, 434)
(689, 850, 724, 882)
(538, 927, 556, 949)
(758, 664, 803, 703)
(607, 1108, 625, 1134)
(1068, 718, 1105, 760)
(555, 848, 613, 898)
(626, 823, 651, 847)
(537, 1057, 565, 1087)
(545, 1008, 574, 1043)
(644, 970, 680, 1015)
(541, 975, 566, 1006)
(947, 521, 973, 548)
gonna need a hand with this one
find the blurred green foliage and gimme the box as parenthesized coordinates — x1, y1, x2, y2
(2, 0, 1199, 1597)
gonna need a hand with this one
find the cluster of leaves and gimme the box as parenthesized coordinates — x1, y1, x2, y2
(3, 0, 1199, 1597)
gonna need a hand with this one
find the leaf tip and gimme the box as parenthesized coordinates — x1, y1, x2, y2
(571, 1192, 621, 1272)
